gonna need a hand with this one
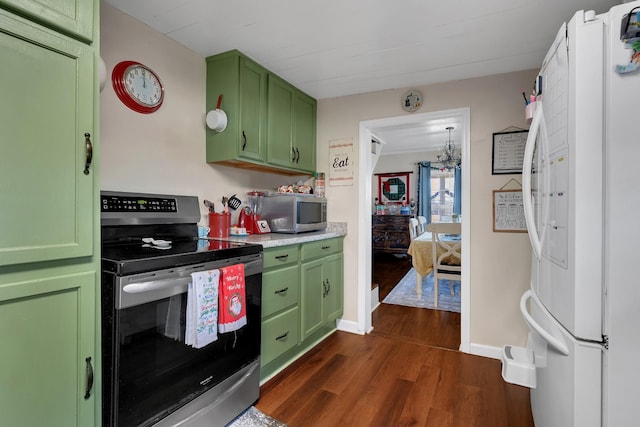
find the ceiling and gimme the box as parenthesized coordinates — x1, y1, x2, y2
(104, 0, 619, 153)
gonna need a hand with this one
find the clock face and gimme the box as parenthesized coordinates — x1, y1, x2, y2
(112, 61, 164, 114)
(402, 90, 423, 112)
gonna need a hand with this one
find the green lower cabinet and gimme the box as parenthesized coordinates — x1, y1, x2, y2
(261, 307, 299, 367)
(260, 239, 343, 381)
(300, 253, 344, 341)
(322, 253, 344, 322)
(0, 270, 96, 427)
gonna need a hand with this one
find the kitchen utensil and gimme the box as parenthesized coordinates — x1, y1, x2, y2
(228, 194, 242, 210)
(206, 94, 227, 132)
(221, 196, 229, 213)
(203, 199, 215, 213)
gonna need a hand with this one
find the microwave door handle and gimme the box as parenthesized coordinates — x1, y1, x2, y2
(123, 277, 192, 294)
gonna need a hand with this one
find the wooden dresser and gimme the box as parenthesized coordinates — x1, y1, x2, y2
(372, 214, 412, 254)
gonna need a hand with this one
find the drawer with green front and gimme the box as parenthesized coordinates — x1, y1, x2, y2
(263, 245, 299, 269)
(261, 306, 299, 367)
(300, 237, 343, 261)
(262, 264, 299, 318)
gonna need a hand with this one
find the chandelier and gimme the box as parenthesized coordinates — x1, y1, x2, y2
(436, 126, 461, 170)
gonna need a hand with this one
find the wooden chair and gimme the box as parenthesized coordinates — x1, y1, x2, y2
(426, 222, 461, 307)
(417, 216, 427, 235)
(408, 218, 420, 241)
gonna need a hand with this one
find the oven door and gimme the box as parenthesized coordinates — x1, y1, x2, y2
(104, 255, 262, 427)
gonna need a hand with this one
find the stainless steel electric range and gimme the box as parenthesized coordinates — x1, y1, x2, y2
(100, 191, 263, 427)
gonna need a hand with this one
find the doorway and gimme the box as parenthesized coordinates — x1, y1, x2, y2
(357, 107, 471, 352)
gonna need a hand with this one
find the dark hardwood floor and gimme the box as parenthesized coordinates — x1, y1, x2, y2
(255, 252, 534, 427)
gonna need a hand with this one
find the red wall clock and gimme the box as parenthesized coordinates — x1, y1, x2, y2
(112, 61, 164, 114)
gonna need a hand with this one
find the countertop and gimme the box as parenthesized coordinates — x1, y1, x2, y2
(220, 222, 347, 248)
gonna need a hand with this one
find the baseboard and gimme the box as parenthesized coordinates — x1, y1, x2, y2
(468, 342, 502, 360)
(336, 318, 365, 335)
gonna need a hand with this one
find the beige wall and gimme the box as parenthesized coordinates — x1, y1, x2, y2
(100, 4, 304, 226)
(102, 2, 537, 352)
(317, 69, 537, 350)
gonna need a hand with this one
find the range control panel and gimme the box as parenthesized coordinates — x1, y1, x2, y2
(102, 195, 177, 212)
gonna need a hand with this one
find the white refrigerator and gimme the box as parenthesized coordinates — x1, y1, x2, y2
(501, 3, 640, 427)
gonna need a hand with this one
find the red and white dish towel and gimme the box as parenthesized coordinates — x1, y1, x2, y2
(186, 269, 220, 349)
(218, 263, 247, 333)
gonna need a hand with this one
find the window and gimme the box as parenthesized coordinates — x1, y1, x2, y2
(430, 170, 455, 222)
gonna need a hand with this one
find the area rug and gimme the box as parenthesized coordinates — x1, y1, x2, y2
(226, 407, 288, 427)
(382, 268, 460, 313)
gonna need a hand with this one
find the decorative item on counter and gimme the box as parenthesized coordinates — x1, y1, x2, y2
(276, 182, 313, 194)
(230, 226, 248, 236)
(197, 226, 210, 238)
(314, 172, 325, 197)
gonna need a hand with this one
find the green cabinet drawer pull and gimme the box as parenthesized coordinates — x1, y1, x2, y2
(274, 287, 289, 295)
(322, 245, 331, 250)
(275, 331, 289, 341)
(84, 356, 94, 400)
(242, 130, 247, 150)
(275, 254, 289, 260)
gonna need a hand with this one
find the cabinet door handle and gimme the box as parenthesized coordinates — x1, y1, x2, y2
(275, 254, 289, 260)
(326, 279, 331, 295)
(84, 356, 94, 400)
(322, 279, 328, 297)
(275, 331, 289, 341)
(295, 148, 300, 163)
(242, 131, 247, 150)
(274, 287, 288, 295)
(291, 147, 296, 162)
(83, 133, 93, 175)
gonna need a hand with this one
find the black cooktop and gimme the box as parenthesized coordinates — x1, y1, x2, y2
(102, 237, 262, 276)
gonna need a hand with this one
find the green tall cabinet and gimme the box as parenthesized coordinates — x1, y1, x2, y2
(0, 1, 99, 426)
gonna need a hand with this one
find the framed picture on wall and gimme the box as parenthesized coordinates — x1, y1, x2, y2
(492, 129, 529, 175)
(377, 172, 411, 204)
(492, 190, 526, 232)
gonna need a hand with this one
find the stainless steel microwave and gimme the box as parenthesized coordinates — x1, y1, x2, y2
(261, 194, 327, 233)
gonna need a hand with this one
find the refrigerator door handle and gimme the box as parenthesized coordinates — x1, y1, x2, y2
(520, 289, 570, 356)
(522, 103, 548, 260)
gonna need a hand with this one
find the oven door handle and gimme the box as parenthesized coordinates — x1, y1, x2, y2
(123, 277, 192, 294)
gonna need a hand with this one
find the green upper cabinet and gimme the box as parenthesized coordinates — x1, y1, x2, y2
(239, 57, 268, 161)
(266, 74, 294, 168)
(206, 51, 267, 166)
(267, 74, 317, 173)
(206, 50, 316, 175)
(0, 0, 94, 42)
(0, 9, 95, 267)
(292, 90, 317, 172)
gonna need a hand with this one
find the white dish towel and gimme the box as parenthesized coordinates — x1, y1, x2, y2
(186, 269, 220, 349)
